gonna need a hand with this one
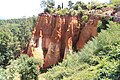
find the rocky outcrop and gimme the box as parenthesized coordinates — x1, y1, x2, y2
(76, 16, 98, 50)
(43, 15, 64, 68)
(64, 15, 80, 58)
(26, 13, 99, 68)
(27, 14, 44, 61)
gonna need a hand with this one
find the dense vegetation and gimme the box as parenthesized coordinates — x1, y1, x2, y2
(43, 21, 120, 80)
(0, 17, 44, 80)
(0, 54, 43, 80)
(0, 17, 36, 67)
(40, 0, 120, 15)
(0, 0, 120, 80)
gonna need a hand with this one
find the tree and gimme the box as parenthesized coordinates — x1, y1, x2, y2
(40, 0, 55, 8)
(72, 1, 87, 10)
(18, 19, 32, 50)
(0, 28, 19, 67)
(40, 0, 55, 13)
(68, 1, 74, 9)
(87, 2, 91, 10)
(57, 5, 61, 10)
(0, 17, 35, 68)
(90, 0, 102, 9)
(110, 0, 120, 6)
(62, 3, 64, 9)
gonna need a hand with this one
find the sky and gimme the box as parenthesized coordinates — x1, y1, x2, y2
(0, 0, 110, 19)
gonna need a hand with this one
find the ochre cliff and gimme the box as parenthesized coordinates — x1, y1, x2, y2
(77, 16, 99, 50)
(26, 13, 99, 68)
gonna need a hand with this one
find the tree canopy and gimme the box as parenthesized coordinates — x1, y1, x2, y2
(110, 0, 120, 6)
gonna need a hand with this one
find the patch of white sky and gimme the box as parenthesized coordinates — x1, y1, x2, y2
(0, 0, 110, 19)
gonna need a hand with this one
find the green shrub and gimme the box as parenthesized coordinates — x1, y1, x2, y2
(3, 54, 43, 80)
(18, 54, 43, 80)
(0, 29, 17, 67)
(56, 8, 69, 15)
(82, 15, 88, 23)
(94, 22, 120, 80)
(0, 68, 8, 80)
(43, 21, 120, 80)
(0, 17, 35, 68)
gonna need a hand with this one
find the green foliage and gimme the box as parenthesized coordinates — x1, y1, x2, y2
(68, 1, 74, 9)
(44, 54, 90, 80)
(17, 21, 32, 50)
(0, 0, 119, 79)
(42, 0, 89, 15)
(82, 15, 88, 23)
(14, 54, 43, 80)
(0, 17, 36, 68)
(73, 1, 87, 10)
(0, 68, 8, 80)
(97, 16, 110, 32)
(0, 29, 18, 67)
(44, 8, 52, 13)
(55, 8, 69, 16)
(95, 22, 120, 79)
(43, 22, 120, 80)
(110, 0, 120, 6)
(0, 14, 39, 80)
(40, 0, 55, 8)
(89, 0, 104, 9)
(68, 9, 78, 16)
(0, 54, 43, 80)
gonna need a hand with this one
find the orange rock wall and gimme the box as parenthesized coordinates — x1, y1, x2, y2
(26, 13, 99, 68)
(77, 16, 99, 50)
(64, 16, 80, 58)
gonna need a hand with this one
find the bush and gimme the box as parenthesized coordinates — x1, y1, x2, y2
(43, 21, 120, 80)
(18, 54, 43, 80)
(0, 17, 35, 68)
(0, 54, 43, 80)
(0, 68, 8, 80)
(82, 15, 88, 22)
(82, 15, 88, 26)
(0, 29, 18, 67)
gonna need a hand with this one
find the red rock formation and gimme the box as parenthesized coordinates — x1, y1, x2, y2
(26, 13, 99, 68)
(27, 14, 44, 61)
(60, 15, 68, 61)
(76, 16, 98, 50)
(41, 13, 54, 57)
(64, 15, 80, 58)
(43, 15, 63, 68)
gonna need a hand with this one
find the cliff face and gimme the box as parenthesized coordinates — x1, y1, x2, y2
(64, 16, 80, 58)
(77, 16, 99, 50)
(43, 15, 63, 68)
(26, 13, 98, 68)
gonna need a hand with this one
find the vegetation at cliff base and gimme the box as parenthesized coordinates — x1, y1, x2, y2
(0, 0, 120, 80)
(44, 21, 120, 80)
